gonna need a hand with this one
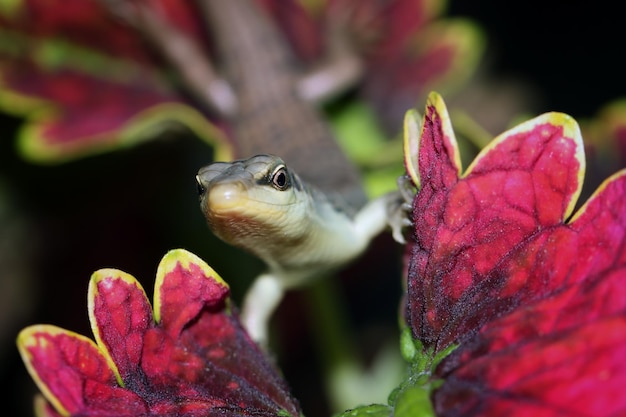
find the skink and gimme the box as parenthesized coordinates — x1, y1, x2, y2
(194, 0, 406, 345)
(196, 155, 401, 342)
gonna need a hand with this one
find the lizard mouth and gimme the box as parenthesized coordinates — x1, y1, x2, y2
(203, 180, 299, 212)
(201, 180, 302, 250)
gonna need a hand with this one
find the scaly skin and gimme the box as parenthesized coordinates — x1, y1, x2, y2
(195, 0, 404, 345)
(196, 155, 398, 345)
(199, 0, 367, 208)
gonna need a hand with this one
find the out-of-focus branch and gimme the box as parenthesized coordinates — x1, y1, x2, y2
(97, 0, 237, 118)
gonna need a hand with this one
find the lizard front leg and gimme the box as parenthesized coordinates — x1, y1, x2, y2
(353, 188, 415, 246)
(239, 188, 414, 348)
(240, 272, 284, 349)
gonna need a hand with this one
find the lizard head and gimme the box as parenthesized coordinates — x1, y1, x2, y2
(196, 154, 312, 255)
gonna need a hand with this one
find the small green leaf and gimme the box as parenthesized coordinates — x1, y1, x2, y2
(431, 342, 458, 371)
(399, 327, 419, 363)
(330, 101, 389, 164)
(393, 385, 436, 417)
(337, 403, 391, 417)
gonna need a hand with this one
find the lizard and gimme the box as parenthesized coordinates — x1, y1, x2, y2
(93, 0, 411, 347)
(193, 0, 410, 346)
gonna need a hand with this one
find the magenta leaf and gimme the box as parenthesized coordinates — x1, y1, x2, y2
(0, 0, 231, 163)
(402, 92, 626, 416)
(434, 217, 626, 415)
(17, 249, 301, 417)
(405, 92, 589, 351)
(262, 0, 484, 133)
(0, 0, 482, 162)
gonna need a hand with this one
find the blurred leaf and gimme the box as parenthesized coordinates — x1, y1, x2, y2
(261, 0, 484, 135)
(337, 403, 391, 417)
(0, 0, 233, 163)
(329, 101, 404, 196)
(364, 18, 485, 134)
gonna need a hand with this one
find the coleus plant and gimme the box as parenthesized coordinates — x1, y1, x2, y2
(17, 92, 626, 416)
(399, 92, 626, 416)
(18, 249, 302, 417)
(0, 0, 482, 166)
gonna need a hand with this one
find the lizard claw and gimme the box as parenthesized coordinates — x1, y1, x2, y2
(386, 175, 417, 244)
(397, 175, 417, 205)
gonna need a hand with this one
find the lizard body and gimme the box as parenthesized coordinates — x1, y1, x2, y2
(195, 0, 404, 345)
(94, 0, 403, 346)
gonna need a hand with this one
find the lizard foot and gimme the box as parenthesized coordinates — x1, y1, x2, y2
(386, 175, 417, 244)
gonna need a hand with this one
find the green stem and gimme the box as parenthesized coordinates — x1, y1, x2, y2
(305, 275, 358, 408)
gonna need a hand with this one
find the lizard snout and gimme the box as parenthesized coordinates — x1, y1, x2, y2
(205, 181, 248, 213)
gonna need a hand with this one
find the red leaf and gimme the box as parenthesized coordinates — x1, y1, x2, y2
(1, 0, 480, 163)
(257, 0, 484, 134)
(0, 0, 232, 162)
(406, 92, 596, 350)
(18, 249, 301, 417)
(256, 0, 323, 62)
(433, 195, 626, 415)
(260, 0, 438, 62)
(1, 0, 203, 62)
(17, 326, 147, 416)
(2, 0, 146, 59)
(4, 63, 177, 137)
(404, 92, 626, 416)
(88, 270, 153, 387)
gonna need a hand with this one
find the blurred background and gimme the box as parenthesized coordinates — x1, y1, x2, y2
(1, 0, 624, 415)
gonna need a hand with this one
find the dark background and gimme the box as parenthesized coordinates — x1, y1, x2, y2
(2, 1, 624, 415)
(450, 0, 625, 118)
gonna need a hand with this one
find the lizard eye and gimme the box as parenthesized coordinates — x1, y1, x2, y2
(270, 166, 290, 191)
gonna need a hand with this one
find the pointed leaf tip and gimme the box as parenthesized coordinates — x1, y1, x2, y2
(406, 95, 608, 353)
(404, 108, 423, 187)
(158, 249, 227, 289)
(153, 248, 229, 327)
(88, 268, 152, 388)
(17, 324, 123, 417)
(17, 325, 73, 417)
(18, 249, 301, 416)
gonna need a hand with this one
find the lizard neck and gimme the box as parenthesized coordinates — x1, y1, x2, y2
(201, 0, 367, 208)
